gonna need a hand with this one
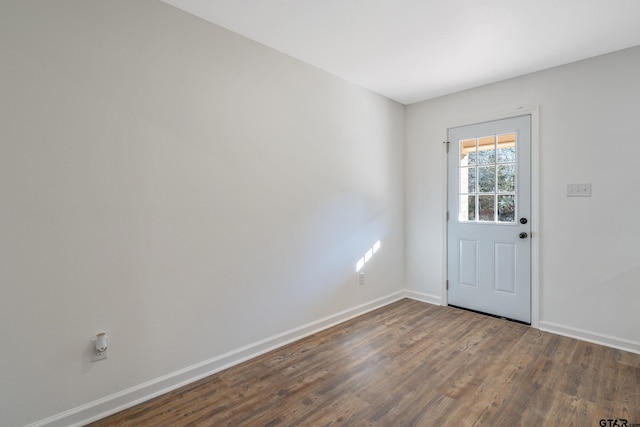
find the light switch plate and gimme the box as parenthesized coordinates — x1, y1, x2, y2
(567, 183, 591, 197)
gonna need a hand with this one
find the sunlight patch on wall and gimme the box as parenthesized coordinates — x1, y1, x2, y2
(356, 240, 381, 272)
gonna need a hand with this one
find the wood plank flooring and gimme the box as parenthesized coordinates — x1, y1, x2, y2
(87, 299, 640, 426)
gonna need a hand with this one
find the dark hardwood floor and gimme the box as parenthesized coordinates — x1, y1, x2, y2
(87, 299, 640, 426)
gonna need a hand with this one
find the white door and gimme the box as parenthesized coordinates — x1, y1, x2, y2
(447, 115, 531, 323)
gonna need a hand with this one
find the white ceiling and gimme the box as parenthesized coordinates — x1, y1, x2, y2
(161, 0, 640, 105)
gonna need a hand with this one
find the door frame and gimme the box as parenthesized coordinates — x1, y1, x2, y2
(442, 106, 540, 328)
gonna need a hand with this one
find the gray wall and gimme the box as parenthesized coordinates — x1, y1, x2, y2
(0, 1, 405, 425)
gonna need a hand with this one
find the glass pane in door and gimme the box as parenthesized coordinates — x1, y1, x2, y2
(497, 195, 515, 222)
(460, 195, 476, 221)
(497, 164, 515, 192)
(478, 166, 495, 193)
(478, 195, 495, 221)
(460, 167, 476, 194)
(477, 136, 496, 164)
(458, 132, 517, 223)
(460, 139, 476, 165)
(497, 133, 516, 162)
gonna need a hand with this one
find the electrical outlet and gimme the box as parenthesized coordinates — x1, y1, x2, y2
(92, 333, 109, 362)
(359, 272, 365, 285)
(567, 183, 591, 197)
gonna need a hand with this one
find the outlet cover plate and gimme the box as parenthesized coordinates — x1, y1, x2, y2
(92, 348, 108, 362)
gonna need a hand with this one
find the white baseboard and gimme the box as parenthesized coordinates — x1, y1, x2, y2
(539, 320, 640, 355)
(404, 290, 442, 306)
(28, 291, 405, 427)
(26, 292, 640, 426)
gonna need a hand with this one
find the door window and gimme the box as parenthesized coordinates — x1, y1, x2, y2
(459, 133, 516, 223)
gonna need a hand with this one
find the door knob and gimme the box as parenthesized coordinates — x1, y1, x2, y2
(519, 218, 528, 224)
(519, 232, 528, 239)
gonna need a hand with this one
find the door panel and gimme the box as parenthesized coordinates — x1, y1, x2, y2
(459, 240, 478, 287)
(494, 242, 516, 295)
(447, 115, 531, 323)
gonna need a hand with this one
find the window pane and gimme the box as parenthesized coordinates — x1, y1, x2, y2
(478, 195, 495, 221)
(460, 167, 476, 194)
(497, 195, 515, 222)
(477, 136, 495, 165)
(497, 146, 515, 163)
(460, 139, 476, 166)
(478, 166, 495, 193)
(458, 133, 519, 224)
(460, 195, 476, 221)
(497, 133, 516, 163)
(497, 164, 515, 192)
